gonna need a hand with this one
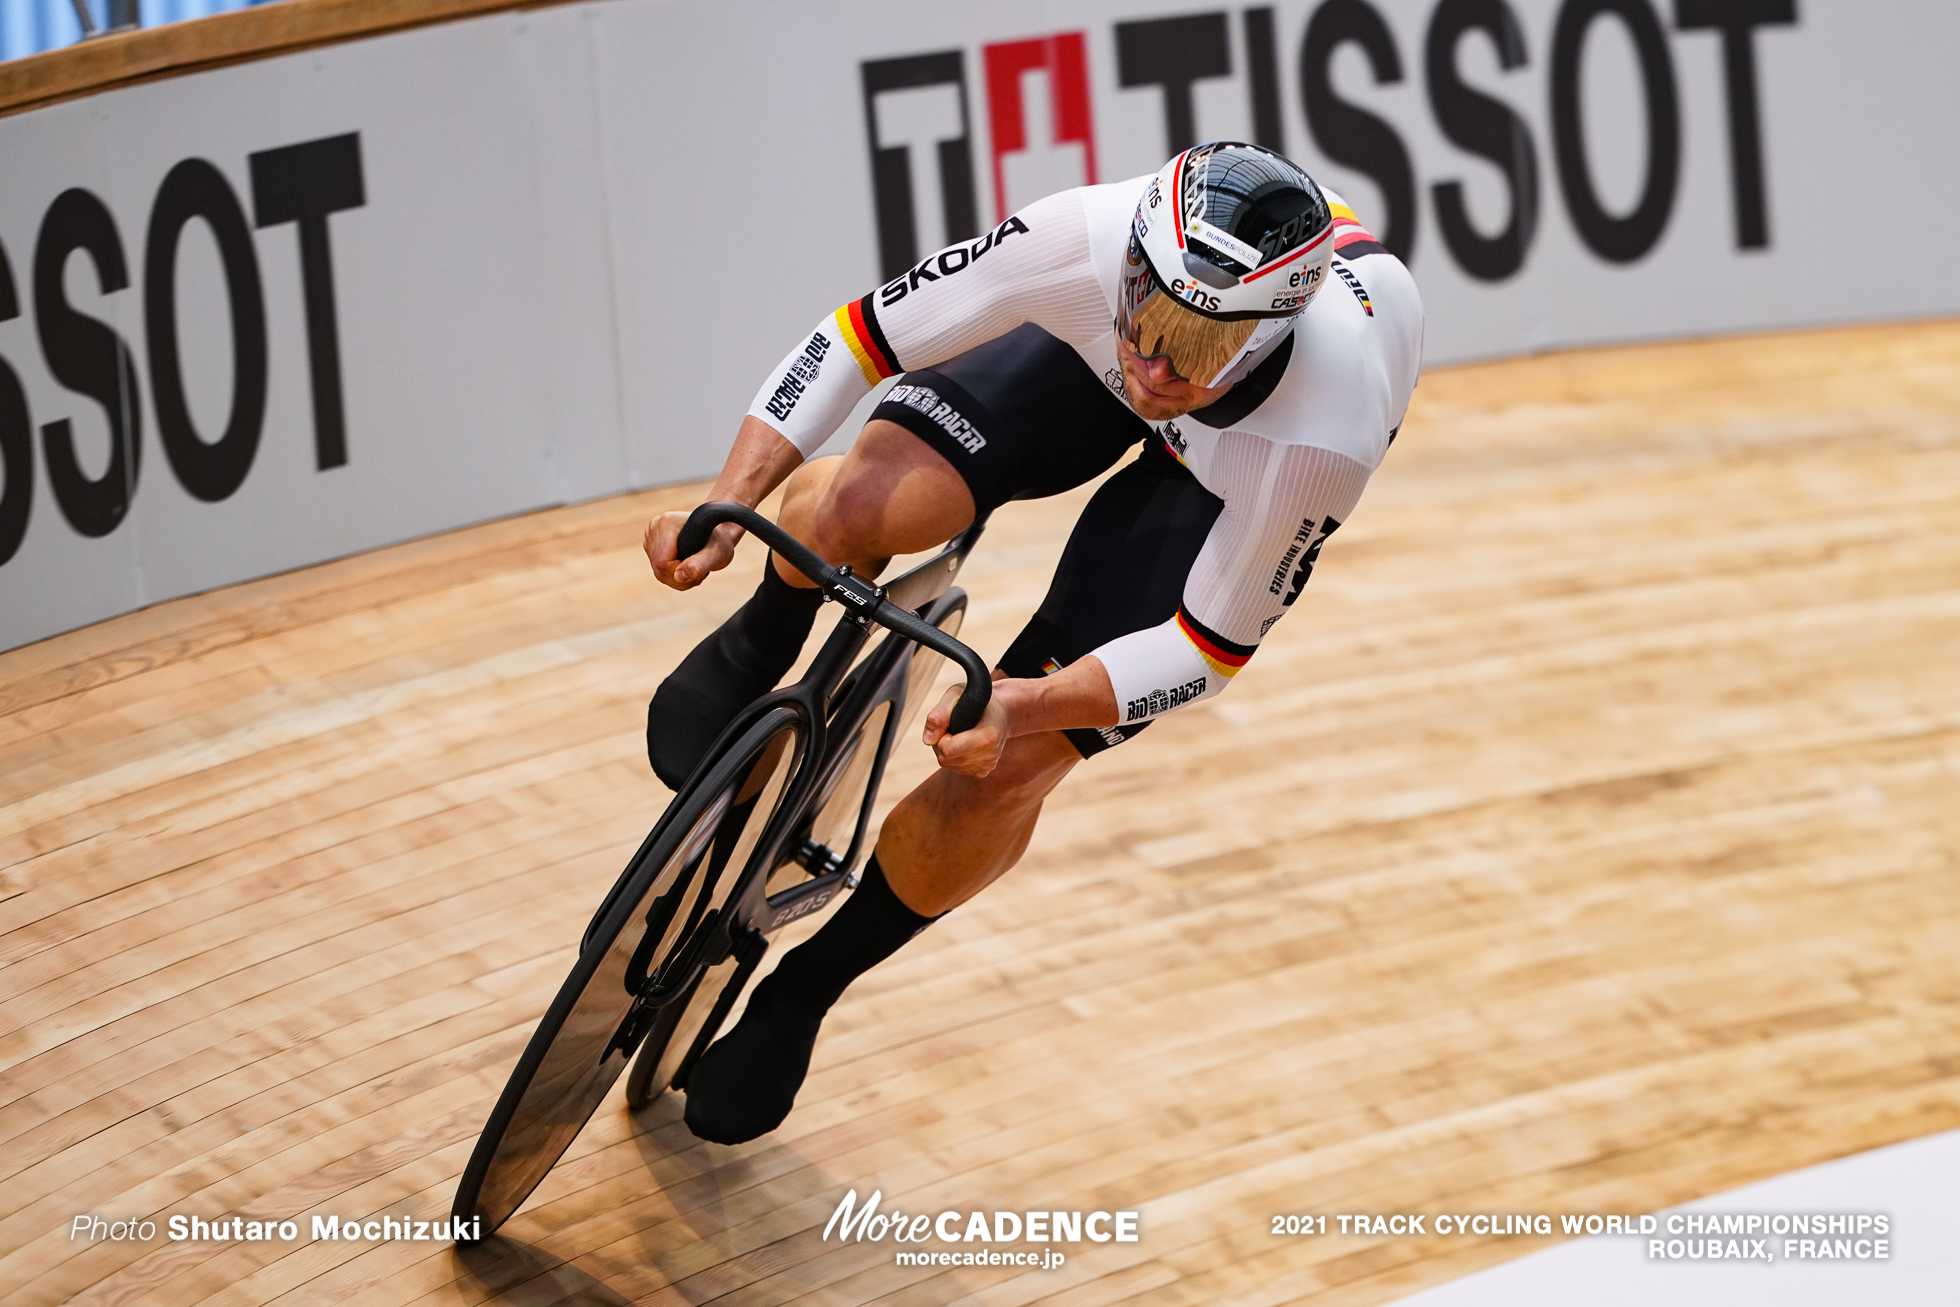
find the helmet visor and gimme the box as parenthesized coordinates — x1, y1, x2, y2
(1116, 237, 1257, 389)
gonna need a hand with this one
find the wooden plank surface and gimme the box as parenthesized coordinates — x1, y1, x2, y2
(3, 321, 1958, 1306)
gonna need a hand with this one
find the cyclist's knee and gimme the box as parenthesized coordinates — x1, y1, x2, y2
(779, 456, 842, 519)
(811, 421, 975, 560)
(806, 476, 893, 562)
(776, 457, 888, 577)
(776, 458, 844, 554)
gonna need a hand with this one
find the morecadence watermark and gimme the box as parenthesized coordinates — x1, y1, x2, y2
(822, 1189, 1137, 1273)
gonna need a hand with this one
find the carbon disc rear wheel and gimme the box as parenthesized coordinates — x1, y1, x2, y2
(451, 705, 803, 1239)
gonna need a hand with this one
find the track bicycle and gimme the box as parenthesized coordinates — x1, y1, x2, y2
(451, 501, 991, 1240)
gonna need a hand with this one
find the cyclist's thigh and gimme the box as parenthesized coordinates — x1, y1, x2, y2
(998, 437, 1222, 760)
(871, 323, 1151, 517)
(811, 423, 978, 559)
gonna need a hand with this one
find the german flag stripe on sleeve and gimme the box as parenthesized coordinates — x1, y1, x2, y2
(1175, 606, 1256, 679)
(1328, 201, 1387, 259)
(833, 295, 901, 385)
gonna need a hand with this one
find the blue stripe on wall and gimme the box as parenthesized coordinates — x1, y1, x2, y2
(2, 0, 277, 62)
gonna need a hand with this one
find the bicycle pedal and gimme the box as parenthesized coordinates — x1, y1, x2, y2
(793, 836, 846, 878)
(697, 925, 735, 968)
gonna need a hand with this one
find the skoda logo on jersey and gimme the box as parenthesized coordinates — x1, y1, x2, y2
(877, 215, 1031, 308)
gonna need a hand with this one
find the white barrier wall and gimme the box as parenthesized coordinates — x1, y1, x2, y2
(1, 0, 1956, 649)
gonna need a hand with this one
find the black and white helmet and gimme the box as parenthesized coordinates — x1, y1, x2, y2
(1118, 142, 1334, 387)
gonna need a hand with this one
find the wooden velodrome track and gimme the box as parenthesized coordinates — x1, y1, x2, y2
(4, 321, 1959, 1306)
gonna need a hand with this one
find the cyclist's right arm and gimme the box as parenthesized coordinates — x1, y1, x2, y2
(648, 188, 1100, 590)
(746, 188, 1098, 456)
(642, 415, 802, 589)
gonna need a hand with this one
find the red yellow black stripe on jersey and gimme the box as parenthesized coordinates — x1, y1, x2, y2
(1329, 202, 1386, 259)
(1334, 261, 1374, 316)
(834, 295, 901, 385)
(1175, 606, 1256, 679)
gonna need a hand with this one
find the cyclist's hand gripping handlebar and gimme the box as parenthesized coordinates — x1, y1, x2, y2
(677, 502, 993, 735)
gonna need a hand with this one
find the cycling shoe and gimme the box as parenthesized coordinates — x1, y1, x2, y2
(682, 979, 824, 1143)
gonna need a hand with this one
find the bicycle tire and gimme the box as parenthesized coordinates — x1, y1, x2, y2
(620, 946, 739, 1110)
(621, 592, 968, 1113)
(802, 590, 967, 881)
(451, 705, 805, 1240)
(891, 592, 967, 746)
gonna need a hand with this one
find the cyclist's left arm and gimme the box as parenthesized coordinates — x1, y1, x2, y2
(1085, 252, 1423, 725)
(924, 436, 1379, 775)
(923, 661, 1119, 776)
(1091, 438, 1376, 727)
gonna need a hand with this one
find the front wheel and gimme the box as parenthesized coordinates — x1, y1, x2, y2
(621, 935, 759, 1110)
(452, 705, 804, 1239)
(623, 590, 968, 1113)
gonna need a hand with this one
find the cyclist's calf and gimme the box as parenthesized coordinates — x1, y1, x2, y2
(877, 729, 1082, 917)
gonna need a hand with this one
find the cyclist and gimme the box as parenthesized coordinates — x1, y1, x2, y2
(641, 143, 1422, 1144)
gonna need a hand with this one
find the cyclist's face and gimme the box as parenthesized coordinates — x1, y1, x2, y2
(1116, 337, 1235, 420)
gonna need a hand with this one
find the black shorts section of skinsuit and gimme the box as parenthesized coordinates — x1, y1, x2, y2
(872, 323, 1225, 759)
(999, 439, 1222, 757)
(872, 323, 1148, 515)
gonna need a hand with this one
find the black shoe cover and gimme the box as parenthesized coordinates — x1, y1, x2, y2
(682, 982, 824, 1144)
(647, 563, 822, 789)
(646, 626, 782, 789)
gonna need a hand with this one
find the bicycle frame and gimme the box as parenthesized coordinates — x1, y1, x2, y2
(451, 505, 997, 1237)
(586, 507, 989, 1029)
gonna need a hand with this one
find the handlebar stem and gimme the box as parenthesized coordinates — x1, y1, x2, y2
(677, 502, 993, 734)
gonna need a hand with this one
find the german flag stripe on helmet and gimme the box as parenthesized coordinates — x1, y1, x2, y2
(1171, 149, 1189, 250)
(1328, 201, 1386, 259)
(1175, 606, 1256, 679)
(834, 296, 901, 385)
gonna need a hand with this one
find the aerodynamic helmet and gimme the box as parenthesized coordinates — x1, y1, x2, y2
(1117, 142, 1334, 389)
